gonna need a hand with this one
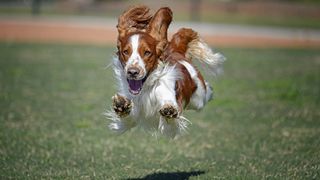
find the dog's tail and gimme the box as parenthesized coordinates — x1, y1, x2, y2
(168, 28, 225, 76)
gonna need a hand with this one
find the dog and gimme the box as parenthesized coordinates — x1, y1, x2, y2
(106, 6, 225, 138)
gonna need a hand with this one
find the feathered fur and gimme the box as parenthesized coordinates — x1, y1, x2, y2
(106, 7, 225, 139)
(116, 6, 152, 46)
(108, 56, 190, 138)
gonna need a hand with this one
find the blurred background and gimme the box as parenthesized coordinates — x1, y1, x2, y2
(1, 0, 320, 179)
(0, 0, 320, 47)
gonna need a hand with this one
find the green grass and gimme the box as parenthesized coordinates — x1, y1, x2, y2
(0, 43, 319, 179)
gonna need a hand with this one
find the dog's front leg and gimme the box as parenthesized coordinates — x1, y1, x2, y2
(108, 94, 136, 134)
(156, 83, 189, 138)
(155, 84, 179, 120)
(112, 94, 132, 118)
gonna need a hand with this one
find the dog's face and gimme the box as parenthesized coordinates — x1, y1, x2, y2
(118, 33, 158, 95)
(116, 7, 172, 95)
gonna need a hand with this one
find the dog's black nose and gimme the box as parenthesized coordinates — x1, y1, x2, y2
(127, 67, 140, 78)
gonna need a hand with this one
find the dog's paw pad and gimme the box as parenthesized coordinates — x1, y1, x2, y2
(159, 104, 178, 119)
(112, 94, 132, 117)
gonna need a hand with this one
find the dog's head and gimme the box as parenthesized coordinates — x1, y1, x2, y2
(116, 6, 172, 95)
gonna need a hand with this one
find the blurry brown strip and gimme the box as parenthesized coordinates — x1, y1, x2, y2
(0, 20, 319, 48)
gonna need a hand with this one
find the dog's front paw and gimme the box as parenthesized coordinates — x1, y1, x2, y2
(112, 94, 132, 118)
(159, 104, 178, 119)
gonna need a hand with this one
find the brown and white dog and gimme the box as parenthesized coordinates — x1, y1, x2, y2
(106, 6, 225, 138)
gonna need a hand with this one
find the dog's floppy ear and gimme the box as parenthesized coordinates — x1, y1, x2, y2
(147, 7, 173, 56)
(117, 5, 152, 45)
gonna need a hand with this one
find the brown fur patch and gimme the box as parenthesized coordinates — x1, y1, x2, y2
(118, 32, 158, 75)
(164, 28, 207, 110)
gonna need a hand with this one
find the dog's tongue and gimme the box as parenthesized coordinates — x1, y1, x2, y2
(128, 79, 143, 91)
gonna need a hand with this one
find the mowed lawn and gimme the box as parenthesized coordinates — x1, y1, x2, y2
(0, 43, 319, 179)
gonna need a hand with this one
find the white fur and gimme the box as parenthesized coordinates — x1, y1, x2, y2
(125, 34, 146, 79)
(107, 34, 224, 139)
(108, 57, 188, 138)
(186, 38, 226, 76)
(105, 110, 136, 134)
(159, 115, 191, 139)
(179, 60, 209, 110)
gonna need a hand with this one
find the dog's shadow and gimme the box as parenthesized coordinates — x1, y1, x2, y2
(127, 170, 205, 180)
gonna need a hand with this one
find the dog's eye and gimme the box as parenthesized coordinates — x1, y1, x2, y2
(144, 50, 151, 57)
(123, 50, 129, 55)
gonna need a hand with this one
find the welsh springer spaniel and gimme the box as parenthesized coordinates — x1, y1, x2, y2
(106, 6, 225, 138)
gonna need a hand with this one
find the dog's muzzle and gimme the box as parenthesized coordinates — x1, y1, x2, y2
(126, 67, 147, 95)
(127, 67, 141, 79)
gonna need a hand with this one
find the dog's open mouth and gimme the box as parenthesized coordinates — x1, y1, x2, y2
(127, 77, 147, 95)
